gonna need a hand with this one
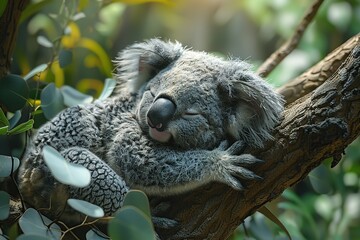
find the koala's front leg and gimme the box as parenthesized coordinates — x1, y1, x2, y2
(61, 147, 129, 215)
(108, 119, 262, 195)
(19, 147, 129, 222)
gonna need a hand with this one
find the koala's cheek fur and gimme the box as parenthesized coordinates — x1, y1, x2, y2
(168, 118, 223, 150)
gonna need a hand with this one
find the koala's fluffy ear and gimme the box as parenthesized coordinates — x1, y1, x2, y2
(114, 39, 184, 94)
(219, 61, 284, 148)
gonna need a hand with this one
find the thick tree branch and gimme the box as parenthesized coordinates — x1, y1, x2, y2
(278, 34, 360, 105)
(154, 41, 360, 240)
(257, 0, 324, 78)
(0, 0, 29, 78)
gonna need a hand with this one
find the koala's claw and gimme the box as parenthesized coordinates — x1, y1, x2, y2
(226, 140, 247, 154)
(152, 216, 178, 229)
(218, 140, 246, 153)
(217, 141, 263, 190)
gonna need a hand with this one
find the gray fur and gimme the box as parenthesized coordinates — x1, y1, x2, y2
(18, 39, 284, 222)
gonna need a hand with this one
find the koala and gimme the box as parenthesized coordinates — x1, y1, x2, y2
(18, 39, 284, 223)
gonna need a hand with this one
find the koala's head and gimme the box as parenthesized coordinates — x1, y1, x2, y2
(114, 39, 284, 150)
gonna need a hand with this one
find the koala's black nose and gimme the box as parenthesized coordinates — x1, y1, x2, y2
(147, 97, 176, 131)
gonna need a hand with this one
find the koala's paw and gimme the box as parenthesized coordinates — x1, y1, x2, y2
(215, 140, 263, 190)
(152, 216, 178, 229)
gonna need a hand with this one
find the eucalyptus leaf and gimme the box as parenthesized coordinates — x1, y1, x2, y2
(123, 190, 151, 218)
(41, 83, 65, 120)
(0, 108, 9, 127)
(19, 208, 61, 239)
(7, 119, 34, 135)
(86, 229, 109, 240)
(67, 199, 104, 218)
(72, 12, 86, 21)
(23, 64, 48, 81)
(258, 206, 292, 240)
(61, 85, 93, 107)
(308, 164, 333, 194)
(98, 78, 116, 100)
(17, 234, 49, 240)
(0, 74, 29, 112)
(0, 126, 8, 135)
(37, 36, 53, 48)
(0, 191, 10, 220)
(108, 206, 156, 240)
(0, 155, 20, 177)
(42, 146, 91, 187)
(9, 110, 21, 129)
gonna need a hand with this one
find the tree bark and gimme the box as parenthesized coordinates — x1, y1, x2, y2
(0, 0, 29, 78)
(278, 35, 360, 106)
(154, 38, 360, 239)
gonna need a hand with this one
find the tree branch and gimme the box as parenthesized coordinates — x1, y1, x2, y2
(256, 0, 324, 78)
(0, 0, 29, 78)
(278, 34, 360, 105)
(154, 40, 360, 240)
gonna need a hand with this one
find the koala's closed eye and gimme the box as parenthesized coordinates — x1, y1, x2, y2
(182, 109, 201, 119)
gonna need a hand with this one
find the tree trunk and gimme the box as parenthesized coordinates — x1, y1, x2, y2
(0, 0, 29, 78)
(154, 35, 360, 240)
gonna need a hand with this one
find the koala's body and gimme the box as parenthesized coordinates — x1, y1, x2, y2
(18, 39, 284, 222)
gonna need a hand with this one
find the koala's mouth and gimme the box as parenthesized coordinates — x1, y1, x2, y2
(148, 127, 172, 143)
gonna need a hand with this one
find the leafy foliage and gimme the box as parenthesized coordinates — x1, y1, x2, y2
(19, 208, 62, 239)
(108, 190, 156, 240)
(108, 207, 156, 240)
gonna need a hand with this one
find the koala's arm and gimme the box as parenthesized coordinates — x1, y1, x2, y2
(107, 114, 261, 195)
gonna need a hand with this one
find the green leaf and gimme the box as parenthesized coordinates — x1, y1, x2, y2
(0, 191, 10, 220)
(7, 119, 34, 135)
(258, 206, 292, 240)
(98, 78, 116, 100)
(108, 206, 156, 240)
(42, 146, 91, 188)
(41, 83, 65, 120)
(19, 0, 53, 24)
(0, 74, 29, 112)
(282, 189, 303, 207)
(123, 190, 151, 218)
(59, 49, 73, 68)
(67, 199, 104, 218)
(60, 85, 93, 107)
(0, 126, 8, 135)
(0, 0, 7, 17)
(18, 208, 61, 239)
(0, 155, 20, 177)
(23, 64, 48, 81)
(308, 164, 333, 194)
(0, 108, 9, 127)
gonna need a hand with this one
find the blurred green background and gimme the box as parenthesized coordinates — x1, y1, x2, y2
(2, 0, 360, 239)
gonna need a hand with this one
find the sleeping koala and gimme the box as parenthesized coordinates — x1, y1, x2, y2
(18, 39, 284, 222)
